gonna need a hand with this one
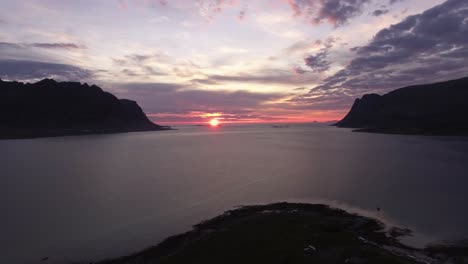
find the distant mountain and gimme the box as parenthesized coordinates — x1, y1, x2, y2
(0, 78, 169, 139)
(336, 77, 468, 135)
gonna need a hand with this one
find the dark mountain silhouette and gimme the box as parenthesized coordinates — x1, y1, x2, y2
(336, 76, 468, 135)
(0, 78, 169, 139)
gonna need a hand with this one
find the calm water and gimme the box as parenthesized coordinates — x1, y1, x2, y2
(2, 124, 468, 264)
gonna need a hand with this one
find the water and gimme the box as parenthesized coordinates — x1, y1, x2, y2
(2, 124, 468, 264)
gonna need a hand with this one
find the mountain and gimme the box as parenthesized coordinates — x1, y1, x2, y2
(0, 78, 169, 139)
(335, 76, 468, 135)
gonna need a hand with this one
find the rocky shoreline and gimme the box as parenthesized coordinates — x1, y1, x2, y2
(0, 126, 172, 140)
(96, 203, 468, 264)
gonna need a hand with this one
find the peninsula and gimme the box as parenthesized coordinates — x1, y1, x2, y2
(98, 203, 467, 264)
(0, 79, 169, 139)
(336, 77, 468, 135)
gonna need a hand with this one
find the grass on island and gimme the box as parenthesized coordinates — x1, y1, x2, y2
(99, 203, 468, 264)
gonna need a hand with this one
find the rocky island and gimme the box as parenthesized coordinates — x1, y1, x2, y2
(0, 79, 169, 139)
(98, 203, 467, 264)
(336, 77, 468, 135)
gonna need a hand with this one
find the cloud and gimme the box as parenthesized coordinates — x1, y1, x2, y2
(372, 9, 389, 16)
(191, 78, 220, 85)
(121, 68, 139, 77)
(30, 43, 86, 50)
(304, 37, 336, 73)
(195, 0, 245, 21)
(284, 39, 322, 55)
(112, 53, 169, 66)
(195, 68, 321, 86)
(118, 0, 168, 10)
(111, 53, 170, 77)
(304, 50, 331, 72)
(280, 93, 354, 111)
(294, 87, 307, 91)
(125, 0, 248, 21)
(107, 82, 287, 122)
(310, 0, 468, 96)
(238, 8, 247, 20)
(287, 0, 371, 27)
(0, 59, 94, 81)
(0, 42, 85, 50)
(0, 42, 22, 49)
(389, 0, 404, 4)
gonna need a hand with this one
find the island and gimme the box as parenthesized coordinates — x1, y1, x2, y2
(335, 76, 468, 135)
(97, 203, 467, 264)
(0, 78, 170, 139)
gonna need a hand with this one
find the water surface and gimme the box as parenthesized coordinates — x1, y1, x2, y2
(2, 124, 468, 263)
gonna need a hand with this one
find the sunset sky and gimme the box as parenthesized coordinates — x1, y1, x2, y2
(1, 0, 467, 124)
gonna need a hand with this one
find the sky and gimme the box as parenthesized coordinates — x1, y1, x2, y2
(1, 0, 467, 124)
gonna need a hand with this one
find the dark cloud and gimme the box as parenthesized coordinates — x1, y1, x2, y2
(267, 84, 358, 114)
(121, 68, 139, 77)
(111, 53, 169, 77)
(279, 94, 353, 111)
(372, 9, 389, 16)
(112, 53, 169, 66)
(304, 49, 331, 73)
(108, 82, 343, 123)
(30, 43, 86, 50)
(191, 78, 220, 85)
(389, 0, 404, 4)
(111, 81, 342, 122)
(145, 113, 286, 123)
(120, 67, 165, 77)
(0, 42, 22, 49)
(293, 67, 309, 74)
(304, 37, 336, 73)
(311, 0, 468, 97)
(107, 82, 287, 122)
(287, 0, 371, 27)
(111, 58, 127, 66)
(172, 64, 200, 78)
(294, 87, 307, 91)
(238, 8, 247, 20)
(0, 59, 94, 81)
(237, 2, 248, 20)
(0, 42, 85, 50)
(196, 68, 321, 86)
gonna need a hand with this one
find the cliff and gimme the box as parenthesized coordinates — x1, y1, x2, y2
(335, 76, 468, 135)
(0, 78, 168, 139)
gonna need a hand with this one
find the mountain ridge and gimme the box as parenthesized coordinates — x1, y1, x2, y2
(0, 78, 169, 139)
(335, 76, 468, 135)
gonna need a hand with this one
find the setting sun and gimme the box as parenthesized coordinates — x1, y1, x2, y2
(209, 118, 220, 127)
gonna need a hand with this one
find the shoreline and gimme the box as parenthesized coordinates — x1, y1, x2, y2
(0, 126, 174, 140)
(95, 203, 467, 264)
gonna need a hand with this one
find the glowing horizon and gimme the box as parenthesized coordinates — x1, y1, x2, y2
(1, 0, 467, 123)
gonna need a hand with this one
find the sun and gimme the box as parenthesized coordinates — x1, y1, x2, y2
(209, 118, 220, 127)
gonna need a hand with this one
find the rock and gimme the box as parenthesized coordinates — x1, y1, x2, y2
(335, 76, 468, 135)
(0, 79, 170, 139)
(304, 245, 317, 254)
